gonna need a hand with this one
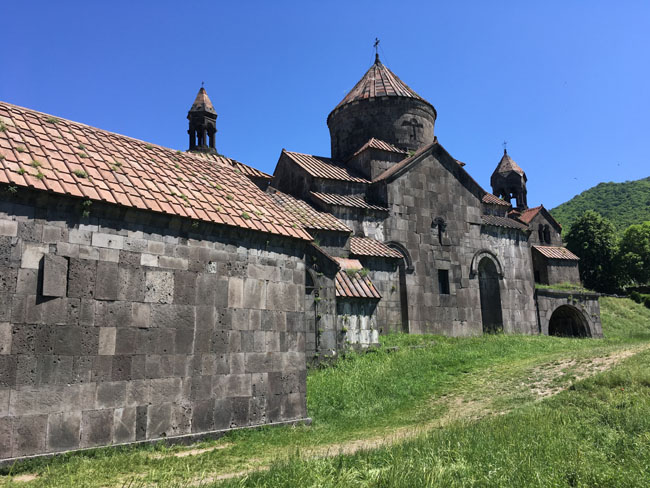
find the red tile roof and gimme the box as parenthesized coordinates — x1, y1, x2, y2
(310, 191, 387, 211)
(349, 236, 403, 259)
(282, 150, 369, 183)
(482, 193, 511, 206)
(0, 102, 311, 241)
(191, 151, 271, 181)
(517, 206, 543, 224)
(533, 246, 579, 261)
(268, 189, 351, 233)
(333, 257, 381, 299)
(351, 137, 407, 158)
(189, 87, 216, 115)
(331, 56, 431, 113)
(481, 214, 529, 231)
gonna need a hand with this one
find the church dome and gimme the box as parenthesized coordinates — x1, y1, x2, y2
(327, 54, 437, 161)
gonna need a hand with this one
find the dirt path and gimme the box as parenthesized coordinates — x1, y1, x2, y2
(190, 343, 650, 485)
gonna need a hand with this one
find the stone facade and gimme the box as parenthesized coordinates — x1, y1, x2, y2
(0, 189, 308, 462)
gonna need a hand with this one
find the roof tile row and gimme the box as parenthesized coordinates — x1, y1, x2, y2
(0, 102, 311, 241)
(310, 191, 387, 211)
(349, 236, 403, 259)
(268, 189, 351, 233)
(282, 150, 370, 183)
(333, 257, 381, 299)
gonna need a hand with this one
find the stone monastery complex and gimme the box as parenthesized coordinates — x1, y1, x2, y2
(0, 54, 601, 461)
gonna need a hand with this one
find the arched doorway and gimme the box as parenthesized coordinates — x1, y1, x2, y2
(548, 305, 590, 338)
(478, 257, 503, 333)
(386, 242, 412, 334)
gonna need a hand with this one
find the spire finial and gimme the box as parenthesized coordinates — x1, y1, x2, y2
(503, 140, 508, 154)
(201, 81, 204, 89)
(374, 38, 380, 63)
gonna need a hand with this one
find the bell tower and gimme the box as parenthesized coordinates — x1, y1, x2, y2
(490, 149, 528, 210)
(187, 86, 217, 154)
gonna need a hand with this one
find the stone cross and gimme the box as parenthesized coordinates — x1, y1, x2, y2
(403, 118, 423, 140)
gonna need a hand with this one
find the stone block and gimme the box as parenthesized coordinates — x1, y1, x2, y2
(42, 225, 65, 243)
(136, 405, 148, 441)
(150, 304, 194, 329)
(173, 271, 197, 305)
(15, 268, 38, 295)
(144, 270, 174, 304)
(68, 258, 97, 299)
(0, 322, 11, 355)
(113, 407, 137, 444)
(111, 356, 133, 382)
(0, 356, 16, 387)
(79, 245, 100, 260)
(243, 279, 266, 310)
(37, 355, 73, 385)
(91, 232, 124, 250)
(47, 411, 81, 451)
(68, 229, 91, 245)
(147, 403, 173, 439)
(191, 399, 215, 433)
(96, 381, 127, 409)
(227, 277, 244, 308)
(81, 409, 114, 448)
(140, 253, 159, 267)
(17, 221, 43, 242)
(158, 256, 188, 270)
(0, 267, 17, 294)
(131, 303, 151, 328)
(117, 266, 145, 302)
(0, 220, 17, 237)
(43, 254, 68, 297)
(95, 261, 119, 300)
(13, 414, 47, 456)
(0, 417, 11, 459)
(21, 243, 48, 270)
(115, 328, 137, 355)
(214, 398, 231, 430)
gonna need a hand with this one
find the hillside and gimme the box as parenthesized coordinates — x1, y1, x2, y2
(550, 176, 650, 232)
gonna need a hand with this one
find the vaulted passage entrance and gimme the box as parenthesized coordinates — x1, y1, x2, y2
(548, 305, 590, 337)
(479, 257, 503, 333)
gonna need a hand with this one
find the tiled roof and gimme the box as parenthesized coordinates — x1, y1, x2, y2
(188, 87, 216, 115)
(482, 193, 511, 206)
(493, 149, 525, 176)
(349, 236, 403, 259)
(310, 191, 388, 211)
(517, 206, 543, 224)
(190, 151, 272, 181)
(332, 55, 431, 112)
(351, 137, 407, 158)
(268, 189, 351, 233)
(533, 246, 579, 261)
(282, 150, 370, 183)
(0, 102, 311, 241)
(333, 257, 381, 299)
(481, 214, 529, 231)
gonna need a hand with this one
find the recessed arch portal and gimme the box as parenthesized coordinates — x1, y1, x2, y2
(548, 305, 590, 338)
(478, 257, 503, 334)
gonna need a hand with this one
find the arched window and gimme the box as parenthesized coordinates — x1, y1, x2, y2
(543, 225, 551, 244)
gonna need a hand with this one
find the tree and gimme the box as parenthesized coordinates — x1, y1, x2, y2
(565, 210, 620, 293)
(618, 221, 650, 285)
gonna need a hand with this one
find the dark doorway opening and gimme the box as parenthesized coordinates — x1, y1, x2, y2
(548, 305, 590, 338)
(479, 257, 503, 333)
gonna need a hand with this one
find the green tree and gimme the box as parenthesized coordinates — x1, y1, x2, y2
(618, 221, 650, 285)
(565, 210, 620, 292)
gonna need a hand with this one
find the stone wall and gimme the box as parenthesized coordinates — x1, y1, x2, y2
(0, 189, 308, 462)
(379, 146, 538, 336)
(328, 97, 436, 161)
(536, 289, 602, 338)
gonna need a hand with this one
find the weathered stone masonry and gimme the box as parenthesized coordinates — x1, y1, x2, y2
(0, 189, 308, 461)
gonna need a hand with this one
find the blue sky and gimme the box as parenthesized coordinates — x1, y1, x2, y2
(2, 1, 649, 208)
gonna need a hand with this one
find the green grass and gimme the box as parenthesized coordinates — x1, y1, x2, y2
(2, 298, 650, 487)
(226, 349, 650, 487)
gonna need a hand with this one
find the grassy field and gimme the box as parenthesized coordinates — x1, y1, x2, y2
(2, 297, 650, 487)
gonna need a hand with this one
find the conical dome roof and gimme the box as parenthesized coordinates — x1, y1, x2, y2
(332, 54, 431, 112)
(492, 149, 525, 177)
(189, 87, 216, 115)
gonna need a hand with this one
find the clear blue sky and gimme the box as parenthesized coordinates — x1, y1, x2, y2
(3, 1, 649, 208)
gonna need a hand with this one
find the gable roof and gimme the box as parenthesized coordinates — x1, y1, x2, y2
(482, 193, 511, 207)
(533, 245, 579, 261)
(349, 236, 403, 259)
(331, 55, 432, 114)
(516, 205, 562, 230)
(268, 189, 351, 233)
(351, 137, 407, 159)
(310, 191, 388, 211)
(281, 150, 369, 183)
(481, 214, 529, 231)
(0, 101, 311, 241)
(333, 257, 381, 299)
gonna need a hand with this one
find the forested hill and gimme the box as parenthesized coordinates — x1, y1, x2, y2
(550, 176, 650, 232)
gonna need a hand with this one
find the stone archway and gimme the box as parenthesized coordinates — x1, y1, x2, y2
(548, 305, 590, 338)
(478, 257, 503, 333)
(386, 242, 412, 334)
